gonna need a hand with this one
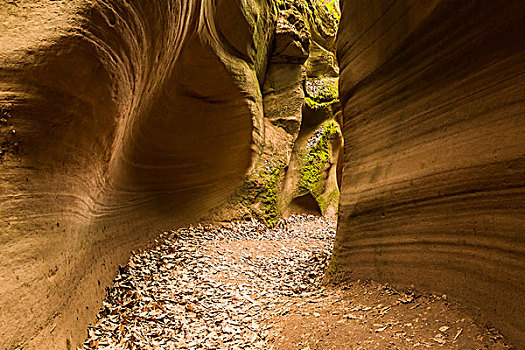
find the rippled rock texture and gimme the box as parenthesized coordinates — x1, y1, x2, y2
(333, 0, 525, 347)
(0, 0, 274, 348)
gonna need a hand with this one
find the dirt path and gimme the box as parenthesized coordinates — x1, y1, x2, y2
(80, 215, 513, 349)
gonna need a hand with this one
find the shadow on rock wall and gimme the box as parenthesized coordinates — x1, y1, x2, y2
(0, 0, 273, 348)
(333, 0, 525, 347)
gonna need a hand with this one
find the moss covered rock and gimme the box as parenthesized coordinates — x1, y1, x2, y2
(297, 121, 341, 215)
(207, 0, 342, 223)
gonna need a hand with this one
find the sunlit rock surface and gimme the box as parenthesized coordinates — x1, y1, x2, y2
(211, 0, 343, 224)
(3, 0, 523, 348)
(333, 0, 525, 347)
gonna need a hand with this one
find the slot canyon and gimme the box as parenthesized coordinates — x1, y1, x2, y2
(0, 0, 523, 349)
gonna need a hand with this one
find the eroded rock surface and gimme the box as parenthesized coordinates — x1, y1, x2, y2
(333, 0, 525, 347)
(212, 0, 343, 225)
(0, 0, 342, 347)
(0, 0, 273, 348)
(4, 0, 523, 348)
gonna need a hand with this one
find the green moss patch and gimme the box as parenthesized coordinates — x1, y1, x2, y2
(274, 0, 340, 38)
(262, 160, 286, 226)
(305, 96, 340, 110)
(305, 78, 338, 100)
(305, 78, 339, 110)
(298, 121, 338, 203)
(317, 0, 340, 22)
(317, 187, 340, 214)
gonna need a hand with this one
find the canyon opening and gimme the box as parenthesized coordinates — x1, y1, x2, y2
(0, 0, 524, 349)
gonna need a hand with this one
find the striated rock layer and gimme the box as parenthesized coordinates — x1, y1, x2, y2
(333, 0, 525, 347)
(0, 0, 273, 348)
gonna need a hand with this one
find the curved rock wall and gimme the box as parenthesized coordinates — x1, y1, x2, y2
(0, 1, 272, 348)
(333, 0, 525, 347)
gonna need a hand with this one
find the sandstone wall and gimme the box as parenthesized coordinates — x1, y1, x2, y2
(334, 0, 525, 347)
(213, 0, 344, 224)
(0, 1, 272, 348)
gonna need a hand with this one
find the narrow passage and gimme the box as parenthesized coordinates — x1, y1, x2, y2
(81, 216, 512, 349)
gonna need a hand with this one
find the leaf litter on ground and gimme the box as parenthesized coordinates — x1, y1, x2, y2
(80, 214, 514, 350)
(80, 215, 335, 350)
